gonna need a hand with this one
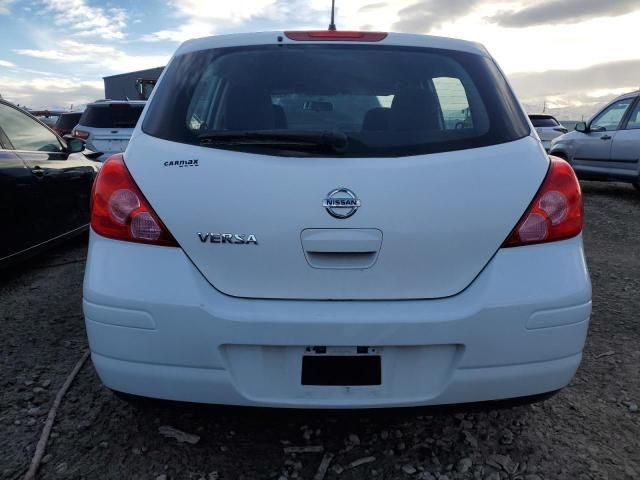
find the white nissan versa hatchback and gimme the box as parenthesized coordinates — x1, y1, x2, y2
(83, 31, 592, 408)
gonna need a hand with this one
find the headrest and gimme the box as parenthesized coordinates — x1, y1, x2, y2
(390, 89, 441, 131)
(224, 85, 275, 131)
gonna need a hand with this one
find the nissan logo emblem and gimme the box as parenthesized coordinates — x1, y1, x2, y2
(323, 188, 361, 219)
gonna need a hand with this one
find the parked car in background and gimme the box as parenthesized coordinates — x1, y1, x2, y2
(550, 91, 640, 190)
(38, 117, 58, 127)
(0, 100, 100, 267)
(27, 109, 65, 127)
(53, 111, 83, 137)
(84, 31, 591, 409)
(528, 114, 567, 151)
(36, 114, 60, 128)
(73, 100, 145, 161)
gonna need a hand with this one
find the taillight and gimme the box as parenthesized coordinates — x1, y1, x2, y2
(91, 154, 178, 246)
(73, 129, 89, 140)
(503, 157, 582, 247)
(284, 31, 387, 42)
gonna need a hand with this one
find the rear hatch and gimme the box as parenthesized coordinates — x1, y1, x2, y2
(79, 103, 144, 153)
(127, 38, 545, 300)
(536, 127, 560, 143)
(91, 129, 134, 154)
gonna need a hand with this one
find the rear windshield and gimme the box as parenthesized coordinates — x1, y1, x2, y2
(529, 116, 559, 127)
(80, 104, 144, 129)
(143, 44, 529, 157)
(56, 113, 83, 129)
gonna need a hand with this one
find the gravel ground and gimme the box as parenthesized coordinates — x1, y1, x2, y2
(1, 181, 639, 480)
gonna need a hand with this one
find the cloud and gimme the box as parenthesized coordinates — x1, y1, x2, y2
(0, 59, 16, 68)
(143, 0, 332, 42)
(14, 40, 169, 74)
(41, 0, 128, 40)
(141, 21, 219, 43)
(392, 0, 482, 33)
(172, 0, 275, 22)
(13, 48, 70, 61)
(358, 2, 387, 13)
(0, 0, 14, 15)
(520, 90, 630, 120)
(0, 75, 103, 109)
(488, 0, 640, 28)
(142, 0, 275, 41)
(510, 59, 640, 100)
(509, 59, 640, 118)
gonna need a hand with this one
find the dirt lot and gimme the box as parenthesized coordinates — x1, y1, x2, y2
(1, 181, 639, 480)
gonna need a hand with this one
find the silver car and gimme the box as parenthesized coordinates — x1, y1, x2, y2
(72, 100, 145, 161)
(550, 91, 640, 190)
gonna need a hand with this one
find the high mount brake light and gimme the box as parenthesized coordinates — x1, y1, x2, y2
(503, 156, 583, 247)
(284, 31, 388, 42)
(91, 154, 178, 247)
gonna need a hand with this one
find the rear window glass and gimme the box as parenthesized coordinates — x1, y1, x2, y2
(80, 104, 144, 128)
(143, 45, 529, 157)
(56, 113, 83, 129)
(529, 116, 559, 127)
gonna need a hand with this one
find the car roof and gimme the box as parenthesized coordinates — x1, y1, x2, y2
(175, 31, 489, 58)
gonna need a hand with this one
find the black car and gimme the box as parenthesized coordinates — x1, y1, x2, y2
(0, 100, 101, 267)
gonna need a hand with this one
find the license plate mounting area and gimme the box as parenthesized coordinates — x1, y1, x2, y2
(301, 346, 381, 386)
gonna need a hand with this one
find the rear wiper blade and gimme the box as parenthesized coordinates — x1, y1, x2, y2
(198, 130, 349, 153)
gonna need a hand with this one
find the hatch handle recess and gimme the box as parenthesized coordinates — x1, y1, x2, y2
(300, 228, 382, 269)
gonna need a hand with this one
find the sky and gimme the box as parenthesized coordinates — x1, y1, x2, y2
(1, 0, 639, 119)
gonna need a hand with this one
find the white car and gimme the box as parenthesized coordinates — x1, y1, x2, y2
(529, 114, 568, 151)
(72, 100, 145, 161)
(83, 31, 591, 408)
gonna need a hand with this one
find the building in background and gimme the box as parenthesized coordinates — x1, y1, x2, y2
(103, 67, 164, 101)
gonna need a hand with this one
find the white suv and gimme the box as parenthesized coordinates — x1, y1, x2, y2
(73, 100, 145, 161)
(83, 31, 591, 408)
(528, 114, 568, 151)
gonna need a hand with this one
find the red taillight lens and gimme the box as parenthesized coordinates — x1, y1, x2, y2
(503, 157, 583, 247)
(91, 154, 178, 247)
(73, 129, 89, 140)
(284, 31, 387, 42)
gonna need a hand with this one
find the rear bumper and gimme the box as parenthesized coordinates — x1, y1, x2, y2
(92, 352, 582, 408)
(84, 142, 126, 162)
(83, 233, 591, 408)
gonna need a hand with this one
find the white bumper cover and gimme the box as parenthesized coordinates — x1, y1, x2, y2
(83, 232, 591, 408)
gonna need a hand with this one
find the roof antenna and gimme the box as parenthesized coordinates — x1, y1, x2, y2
(328, 0, 336, 30)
